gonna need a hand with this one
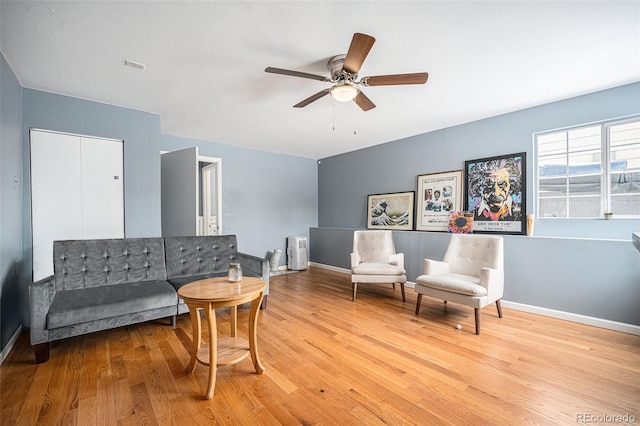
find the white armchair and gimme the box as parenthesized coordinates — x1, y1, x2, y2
(414, 234, 504, 334)
(351, 230, 407, 302)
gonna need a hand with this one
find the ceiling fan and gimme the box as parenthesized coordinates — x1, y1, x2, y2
(265, 33, 428, 111)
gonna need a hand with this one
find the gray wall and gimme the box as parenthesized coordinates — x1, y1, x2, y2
(12, 89, 317, 336)
(160, 135, 318, 261)
(312, 82, 640, 326)
(0, 53, 23, 352)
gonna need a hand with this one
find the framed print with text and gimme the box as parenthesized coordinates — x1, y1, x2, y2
(416, 170, 463, 231)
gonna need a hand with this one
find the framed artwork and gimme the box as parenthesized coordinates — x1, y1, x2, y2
(464, 152, 526, 235)
(448, 211, 475, 234)
(366, 191, 415, 230)
(416, 170, 463, 231)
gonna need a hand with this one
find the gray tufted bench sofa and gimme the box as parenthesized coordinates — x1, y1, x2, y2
(164, 236, 269, 315)
(29, 235, 269, 363)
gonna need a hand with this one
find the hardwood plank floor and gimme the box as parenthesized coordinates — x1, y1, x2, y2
(1, 267, 638, 425)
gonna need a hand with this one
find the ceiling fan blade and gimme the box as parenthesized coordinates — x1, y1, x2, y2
(343, 33, 376, 75)
(362, 72, 429, 86)
(293, 89, 331, 108)
(354, 91, 376, 111)
(265, 67, 330, 82)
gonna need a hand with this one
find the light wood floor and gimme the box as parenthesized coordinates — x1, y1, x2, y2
(1, 267, 639, 425)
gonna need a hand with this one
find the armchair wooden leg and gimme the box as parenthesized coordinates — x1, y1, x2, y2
(261, 295, 268, 309)
(400, 283, 406, 302)
(474, 308, 480, 335)
(352, 283, 357, 301)
(496, 299, 503, 318)
(392, 283, 396, 289)
(415, 294, 423, 314)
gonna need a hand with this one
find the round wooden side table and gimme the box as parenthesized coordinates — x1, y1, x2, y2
(177, 276, 266, 399)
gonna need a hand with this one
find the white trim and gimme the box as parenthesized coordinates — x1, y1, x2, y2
(0, 326, 22, 366)
(30, 127, 122, 143)
(500, 301, 640, 336)
(309, 262, 639, 335)
(309, 261, 348, 274)
(199, 155, 222, 235)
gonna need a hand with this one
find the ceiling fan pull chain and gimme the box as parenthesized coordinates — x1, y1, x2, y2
(332, 103, 335, 131)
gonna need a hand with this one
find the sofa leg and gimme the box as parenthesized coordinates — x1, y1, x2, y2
(474, 308, 480, 335)
(34, 342, 50, 364)
(171, 315, 177, 327)
(415, 294, 423, 315)
(260, 295, 268, 310)
(496, 299, 503, 318)
(352, 283, 357, 301)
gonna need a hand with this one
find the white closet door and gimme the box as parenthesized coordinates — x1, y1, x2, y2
(80, 137, 124, 239)
(30, 130, 124, 281)
(31, 131, 83, 281)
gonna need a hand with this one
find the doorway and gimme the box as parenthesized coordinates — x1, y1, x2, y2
(161, 147, 222, 237)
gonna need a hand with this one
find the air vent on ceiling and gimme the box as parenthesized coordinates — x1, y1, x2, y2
(124, 60, 145, 70)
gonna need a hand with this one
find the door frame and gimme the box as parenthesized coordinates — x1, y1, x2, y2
(200, 156, 222, 235)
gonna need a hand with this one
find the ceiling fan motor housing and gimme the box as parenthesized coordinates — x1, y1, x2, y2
(328, 55, 357, 82)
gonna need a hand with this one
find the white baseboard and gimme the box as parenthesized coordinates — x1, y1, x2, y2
(309, 262, 349, 274)
(500, 301, 640, 336)
(309, 262, 640, 336)
(0, 326, 22, 366)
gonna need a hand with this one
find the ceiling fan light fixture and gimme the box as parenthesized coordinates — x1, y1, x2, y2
(330, 83, 359, 102)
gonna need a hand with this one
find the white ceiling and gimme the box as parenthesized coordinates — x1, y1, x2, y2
(2, 1, 639, 159)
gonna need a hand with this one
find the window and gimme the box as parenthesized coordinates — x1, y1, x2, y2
(536, 117, 640, 219)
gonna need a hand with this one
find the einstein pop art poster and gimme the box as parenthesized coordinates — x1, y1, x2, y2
(465, 152, 526, 235)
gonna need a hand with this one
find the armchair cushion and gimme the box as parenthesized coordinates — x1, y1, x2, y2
(352, 262, 406, 276)
(415, 273, 487, 297)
